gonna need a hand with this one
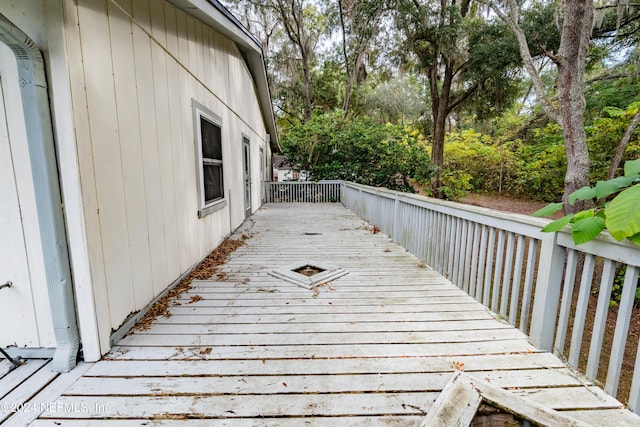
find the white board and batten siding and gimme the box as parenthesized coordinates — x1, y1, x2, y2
(62, 0, 271, 356)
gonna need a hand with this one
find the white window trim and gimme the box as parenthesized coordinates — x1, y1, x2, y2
(193, 100, 226, 218)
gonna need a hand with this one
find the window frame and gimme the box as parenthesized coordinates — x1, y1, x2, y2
(193, 100, 226, 218)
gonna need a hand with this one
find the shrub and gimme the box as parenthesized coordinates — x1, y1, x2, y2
(281, 111, 434, 192)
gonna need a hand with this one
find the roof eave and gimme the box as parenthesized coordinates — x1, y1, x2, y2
(166, 0, 280, 152)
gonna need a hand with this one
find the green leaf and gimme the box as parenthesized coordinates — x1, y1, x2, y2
(595, 180, 623, 200)
(624, 159, 640, 178)
(574, 209, 595, 221)
(532, 202, 563, 217)
(605, 184, 640, 241)
(542, 214, 575, 232)
(569, 186, 596, 205)
(628, 232, 640, 246)
(572, 216, 605, 245)
(610, 174, 640, 188)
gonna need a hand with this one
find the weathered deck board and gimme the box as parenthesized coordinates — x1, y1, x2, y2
(1, 362, 92, 427)
(0, 363, 57, 423)
(39, 393, 438, 418)
(151, 310, 495, 324)
(136, 319, 513, 334)
(107, 341, 540, 360)
(118, 328, 527, 346)
(31, 417, 424, 426)
(0, 361, 15, 379)
(0, 359, 49, 399)
(64, 368, 586, 396)
(28, 203, 640, 425)
(84, 352, 567, 375)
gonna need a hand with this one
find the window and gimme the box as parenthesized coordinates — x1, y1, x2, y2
(194, 101, 226, 217)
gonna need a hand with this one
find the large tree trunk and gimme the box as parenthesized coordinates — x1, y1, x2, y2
(429, 56, 454, 198)
(557, 0, 593, 213)
(273, 0, 314, 122)
(301, 50, 313, 122)
(431, 105, 447, 198)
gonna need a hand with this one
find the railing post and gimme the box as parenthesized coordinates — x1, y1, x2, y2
(529, 232, 565, 351)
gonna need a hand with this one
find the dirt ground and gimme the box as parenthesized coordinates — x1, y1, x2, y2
(459, 193, 550, 216)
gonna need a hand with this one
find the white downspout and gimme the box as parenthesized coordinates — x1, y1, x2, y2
(0, 13, 79, 372)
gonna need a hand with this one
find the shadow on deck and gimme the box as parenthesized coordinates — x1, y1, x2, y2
(5, 203, 640, 426)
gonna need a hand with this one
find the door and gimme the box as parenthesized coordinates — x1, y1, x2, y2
(0, 43, 52, 347)
(260, 147, 265, 203)
(243, 137, 252, 218)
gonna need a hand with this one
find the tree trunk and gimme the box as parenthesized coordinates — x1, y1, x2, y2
(557, 0, 593, 213)
(607, 108, 640, 179)
(273, 0, 314, 122)
(428, 56, 454, 198)
(431, 104, 447, 197)
(301, 50, 313, 122)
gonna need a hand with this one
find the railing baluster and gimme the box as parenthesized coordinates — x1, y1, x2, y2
(435, 212, 443, 272)
(414, 205, 421, 257)
(606, 265, 640, 397)
(500, 232, 515, 316)
(483, 228, 496, 307)
(452, 219, 463, 286)
(586, 259, 617, 379)
(410, 205, 417, 257)
(569, 253, 597, 367)
(424, 210, 438, 271)
(553, 249, 578, 355)
(462, 222, 474, 292)
(519, 238, 538, 333)
(458, 220, 469, 289)
(475, 225, 488, 302)
(423, 208, 438, 264)
(469, 223, 481, 299)
(629, 329, 640, 413)
(509, 235, 526, 325)
(491, 230, 506, 312)
(430, 212, 437, 272)
(444, 215, 454, 277)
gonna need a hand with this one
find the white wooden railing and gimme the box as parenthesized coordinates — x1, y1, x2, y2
(264, 180, 342, 203)
(336, 181, 640, 412)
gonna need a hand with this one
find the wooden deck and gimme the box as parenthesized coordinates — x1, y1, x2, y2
(4, 203, 640, 425)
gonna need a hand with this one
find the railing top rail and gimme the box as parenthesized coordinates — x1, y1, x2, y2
(343, 181, 550, 239)
(556, 231, 640, 266)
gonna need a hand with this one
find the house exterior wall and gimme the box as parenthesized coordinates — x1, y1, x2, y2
(0, 0, 272, 357)
(60, 0, 270, 354)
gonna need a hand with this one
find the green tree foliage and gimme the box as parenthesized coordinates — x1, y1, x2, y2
(364, 74, 428, 124)
(438, 127, 565, 201)
(221, 0, 640, 213)
(281, 111, 434, 191)
(393, 0, 524, 196)
(587, 103, 640, 180)
(335, 0, 386, 117)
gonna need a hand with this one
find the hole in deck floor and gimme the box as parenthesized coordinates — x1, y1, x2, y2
(292, 265, 326, 277)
